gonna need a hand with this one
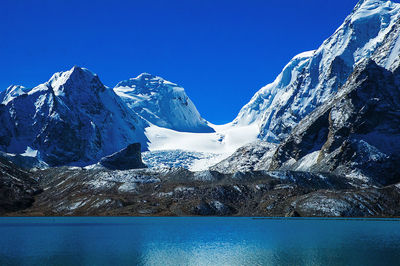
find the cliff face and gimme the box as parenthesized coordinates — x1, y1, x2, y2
(269, 60, 400, 186)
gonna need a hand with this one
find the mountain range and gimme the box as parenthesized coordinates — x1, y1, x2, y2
(0, 66, 214, 167)
(1, 0, 400, 216)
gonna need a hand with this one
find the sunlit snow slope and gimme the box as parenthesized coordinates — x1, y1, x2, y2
(114, 73, 213, 133)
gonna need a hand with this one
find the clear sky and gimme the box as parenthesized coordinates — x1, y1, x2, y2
(1, 0, 365, 124)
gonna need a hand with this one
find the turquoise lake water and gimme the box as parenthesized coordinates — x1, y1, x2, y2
(0, 217, 399, 266)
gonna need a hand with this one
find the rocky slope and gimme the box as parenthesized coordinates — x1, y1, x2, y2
(0, 157, 41, 215)
(6, 166, 400, 217)
(210, 141, 277, 174)
(114, 73, 213, 133)
(269, 60, 400, 185)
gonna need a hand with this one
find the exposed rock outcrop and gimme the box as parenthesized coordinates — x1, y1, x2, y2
(99, 143, 147, 170)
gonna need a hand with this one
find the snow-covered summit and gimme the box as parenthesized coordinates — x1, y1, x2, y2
(0, 85, 29, 105)
(233, 0, 400, 143)
(212, 0, 400, 174)
(0, 66, 219, 168)
(48, 66, 102, 97)
(0, 66, 148, 166)
(114, 73, 214, 133)
(354, 0, 391, 11)
(115, 72, 170, 88)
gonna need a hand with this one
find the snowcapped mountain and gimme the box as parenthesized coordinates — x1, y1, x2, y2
(114, 73, 214, 133)
(234, 0, 400, 142)
(1, 0, 400, 173)
(0, 66, 148, 166)
(0, 67, 219, 168)
(212, 0, 400, 175)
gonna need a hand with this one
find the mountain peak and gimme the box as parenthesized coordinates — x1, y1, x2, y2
(48, 66, 104, 97)
(352, 0, 396, 19)
(136, 72, 160, 80)
(115, 73, 172, 89)
(70, 65, 95, 75)
(114, 74, 213, 133)
(5, 84, 26, 93)
(355, 0, 388, 9)
(63, 66, 98, 81)
(234, 0, 400, 143)
(0, 85, 28, 105)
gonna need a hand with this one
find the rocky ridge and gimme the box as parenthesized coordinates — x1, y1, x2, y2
(6, 166, 400, 217)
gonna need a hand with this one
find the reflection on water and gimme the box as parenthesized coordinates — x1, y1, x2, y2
(0, 217, 399, 265)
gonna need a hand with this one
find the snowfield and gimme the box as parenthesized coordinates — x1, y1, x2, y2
(143, 122, 259, 170)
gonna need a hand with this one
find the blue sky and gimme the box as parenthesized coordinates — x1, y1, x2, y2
(1, 0, 363, 124)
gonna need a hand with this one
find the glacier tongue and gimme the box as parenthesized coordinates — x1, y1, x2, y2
(143, 122, 260, 170)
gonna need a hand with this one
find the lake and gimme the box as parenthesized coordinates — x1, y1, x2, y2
(0, 217, 399, 265)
